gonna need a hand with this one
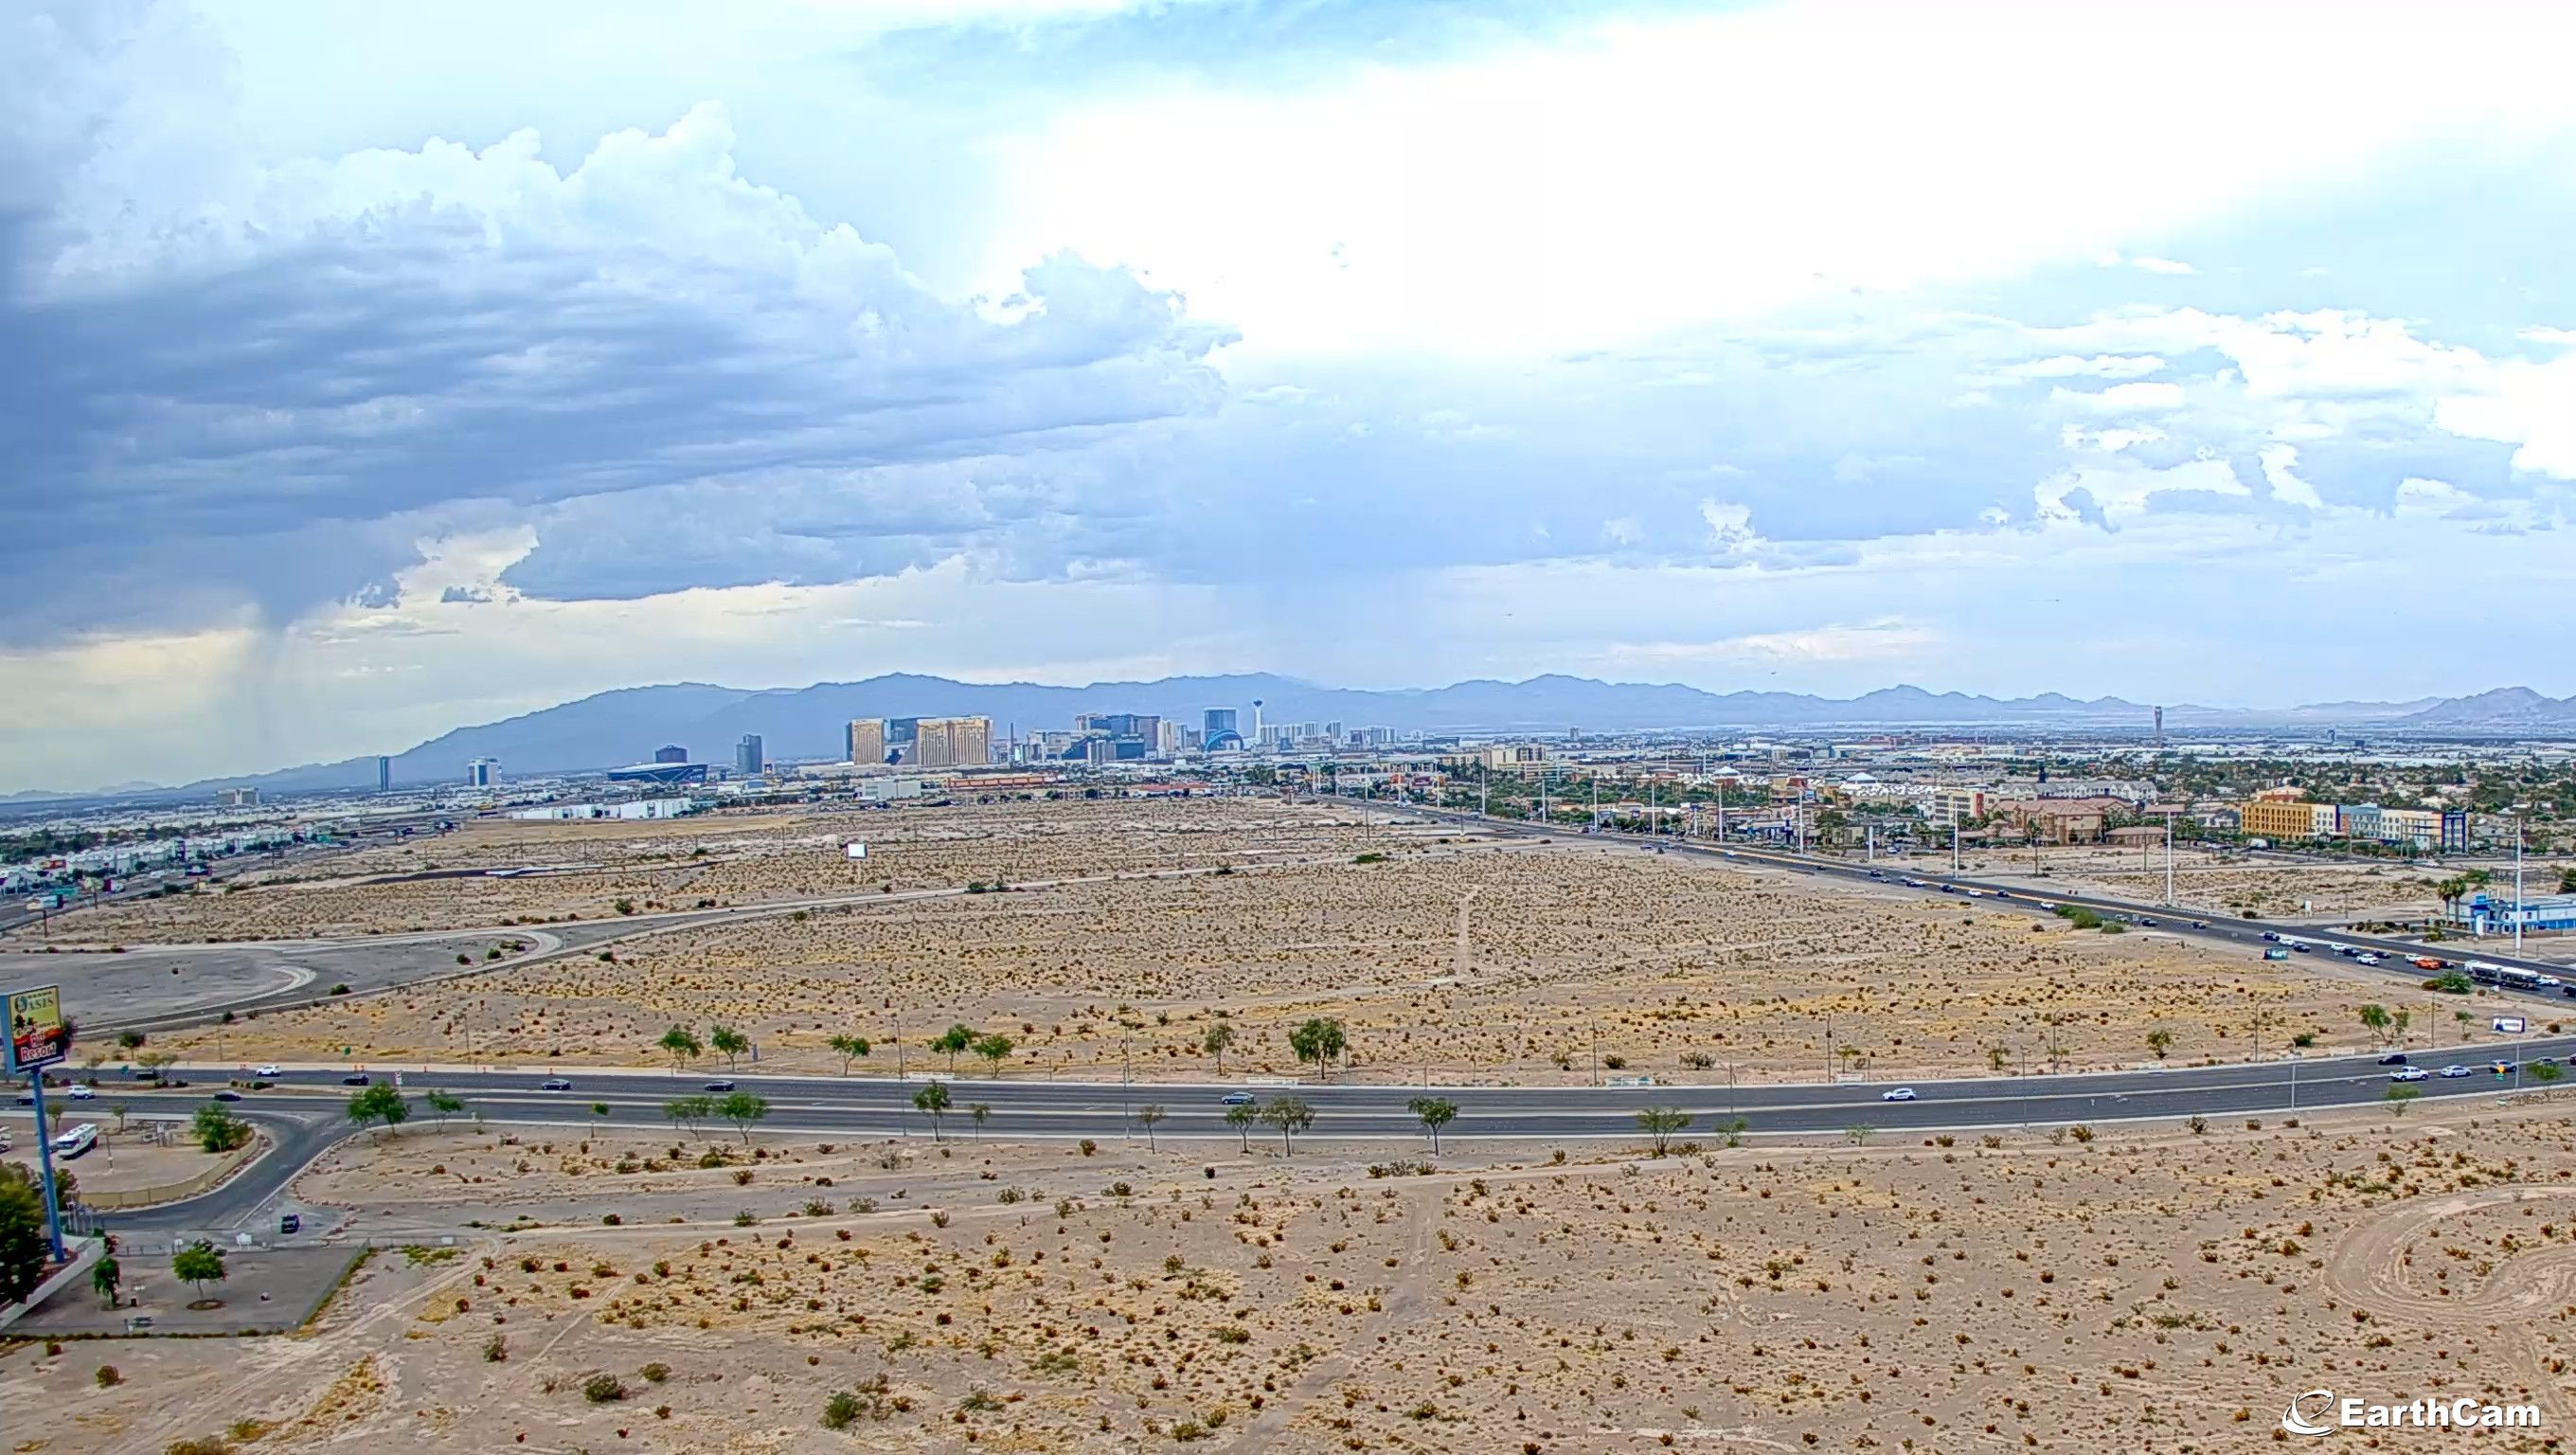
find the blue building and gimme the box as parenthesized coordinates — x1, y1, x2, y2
(2449, 891, 2576, 936)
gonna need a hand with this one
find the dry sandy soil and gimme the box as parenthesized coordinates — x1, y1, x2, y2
(1889, 841, 2453, 922)
(21, 797, 1361, 944)
(15, 1097, 2575, 1454)
(126, 801, 2557, 1084)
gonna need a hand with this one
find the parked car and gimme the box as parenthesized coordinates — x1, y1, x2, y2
(2389, 1067, 2430, 1082)
(1880, 1087, 1918, 1102)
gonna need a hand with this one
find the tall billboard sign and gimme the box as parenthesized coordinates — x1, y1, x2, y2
(5, 984, 68, 1074)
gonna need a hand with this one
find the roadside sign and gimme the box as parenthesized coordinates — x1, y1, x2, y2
(4, 984, 67, 1074)
(2495, 1016, 2528, 1034)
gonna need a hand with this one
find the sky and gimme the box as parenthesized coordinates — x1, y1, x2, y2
(6, 0, 2576, 791)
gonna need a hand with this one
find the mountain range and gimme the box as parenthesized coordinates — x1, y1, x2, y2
(23, 674, 2576, 806)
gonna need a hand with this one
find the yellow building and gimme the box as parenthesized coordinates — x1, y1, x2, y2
(2241, 797, 2322, 841)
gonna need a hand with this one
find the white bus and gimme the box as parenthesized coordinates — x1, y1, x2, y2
(51, 1123, 98, 1159)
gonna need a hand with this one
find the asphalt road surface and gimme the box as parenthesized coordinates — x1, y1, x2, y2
(86, 1039, 2574, 1239)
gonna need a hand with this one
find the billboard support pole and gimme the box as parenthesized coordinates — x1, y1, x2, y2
(26, 1073, 66, 1262)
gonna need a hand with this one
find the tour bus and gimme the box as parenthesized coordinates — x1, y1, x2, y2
(2465, 961, 2504, 985)
(51, 1123, 98, 1159)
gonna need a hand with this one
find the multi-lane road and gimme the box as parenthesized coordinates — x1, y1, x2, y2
(73, 1034, 2575, 1239)
(28, 799, 2576, 1241)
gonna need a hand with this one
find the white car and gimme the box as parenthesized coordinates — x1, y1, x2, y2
(255, 1065, 281, 1078)
(2389, 1067, 2430, 1082)
(65, 1085, 94, 1100)
(1880, 1087, 1919, 1102)
(2439, 1065, 2472, 1079)
(2354, 954, 2382, 966)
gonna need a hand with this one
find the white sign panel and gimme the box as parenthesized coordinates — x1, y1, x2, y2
(2495, 1015, 2528, 1034)
(844, 841, 868, 860)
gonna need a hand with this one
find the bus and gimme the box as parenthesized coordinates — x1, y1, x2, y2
(51, 1123, 98, 1159)
(2497, 967, 2545, 993)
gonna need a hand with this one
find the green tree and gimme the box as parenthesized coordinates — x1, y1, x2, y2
(1288, 1017, 1348, 1082)
(1202, 1020, 1237, 1076)
(346, 1083, 409, 1135)
(709, 1024, 750, 1068)
(657, 1025, 703, 1069)
(1259, 1096, 1315, 1155)
(2144, 1028, 2174, 1060)
(971, 1033, 1014, 1077)
(171, 1240, 226, 1302)
(1987, 1044, 2009, 1073)
(424, 1089, 466, 1126)
(969, 1102, 991, 1142)
(1636, 1106, 1693, 1157)
(2357, 1003, 2394, 1047)
(716, 1090, 770, 1143)
(2531, 1061, 2564, 1087)
(92, 1252, 120, 1308)
(934, 1023, 978, 1072)
(663, 1094, 713, 1137)
(190, 1102, 250, 1154)
(1136, 1104, 1167, 1150)
(1224, 1103, 1256, 1153)
(827, 1033, 871, 1074)
(913, 1082, 953, 1141)
(1406, 1096, 1458, 1155)
(2384, 1085, 2420, 1117)
(0, 1177, 45, 1306)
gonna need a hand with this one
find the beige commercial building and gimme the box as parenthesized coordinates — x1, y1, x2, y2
(847, 718, 886, 766)
(913, 716, 992, 769)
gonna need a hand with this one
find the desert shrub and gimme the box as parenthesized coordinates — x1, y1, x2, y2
(582, 1373, 628, 1404)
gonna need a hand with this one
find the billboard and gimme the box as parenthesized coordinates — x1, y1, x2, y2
(2495, 1015, 2529, 1035)
(844, 840, 868, 860)
(5, 984, 67, 1074)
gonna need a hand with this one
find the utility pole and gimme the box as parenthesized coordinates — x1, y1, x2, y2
(1478, 764, 1488, 820)
(1823, 1016, 1834, 1085)
(25, 1073, 66, 1261)
(2164, 817, 2175, 907)
(1950, 799, 1960, 876)
(2514, 814, 2527, 955)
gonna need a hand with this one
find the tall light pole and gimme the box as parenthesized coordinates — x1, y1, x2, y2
(2513, 808, 2528, 955)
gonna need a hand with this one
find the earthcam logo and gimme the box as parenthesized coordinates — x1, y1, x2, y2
(2282, 1389, 2541, 1435)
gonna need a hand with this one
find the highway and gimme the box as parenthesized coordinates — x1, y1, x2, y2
(76, 1038, 2576, 1239)
(1399, 801, 2576, 1010)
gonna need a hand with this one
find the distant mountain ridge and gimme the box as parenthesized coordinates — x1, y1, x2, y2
(30, 674, 2576, 804)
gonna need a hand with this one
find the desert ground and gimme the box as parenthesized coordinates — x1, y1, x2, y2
(80, 799, 2550, 1084)
(13, 1095, 2574, 1453)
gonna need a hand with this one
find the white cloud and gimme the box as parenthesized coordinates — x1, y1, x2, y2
(1607, 618, 1942, 668)
(2436, 348, 2576, 477)
(2002, 353, 2168, 380)
(999, 0, 2576, 355)
(2257, 444, 2325, 508)
(2130, 255, 2196, 275)
(2049, 381, 2189, 413)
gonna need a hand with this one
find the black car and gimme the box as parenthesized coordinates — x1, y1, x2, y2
(540, 1077, 573, 1092)
(2377, 1053, 2407, 1066)
(342, 1072, 370, 1086)
(213, 1089, 244, 1102)
(703, 1080, 736, 1092)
